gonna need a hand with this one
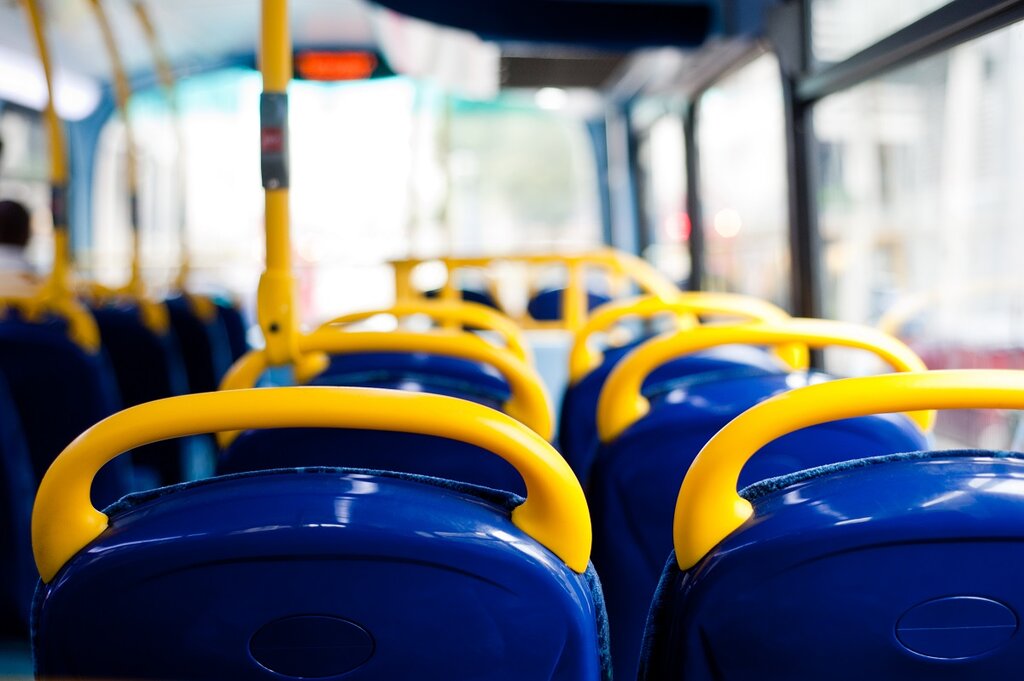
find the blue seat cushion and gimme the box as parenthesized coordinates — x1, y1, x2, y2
(0, 317, 130, 507)
(640, 450, 1024, 680)
(528, 287, 611, 322)
(34, 467, 611, 680)
(0, 371, 35, 636)
(558, 342, 788, 480)
(590, 371, 929, 680)
(214, 300, 250, 363)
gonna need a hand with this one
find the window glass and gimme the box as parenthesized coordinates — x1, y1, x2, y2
(812, 0, 952, 64)
(636, 112, 690, 286)
(446, 94, 601, 256)
(91, 73, 602, 323)
(698, 52, 791, 309)
(0, 106, 52, 271)
(817, 21, 1024, 447)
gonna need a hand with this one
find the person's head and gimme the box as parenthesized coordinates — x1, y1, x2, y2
(0, 200, 31, 249)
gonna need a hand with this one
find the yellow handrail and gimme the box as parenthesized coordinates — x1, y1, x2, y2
(10, 0, 99, 353)
(218, 330, 554, 445)
(674, 369, 1024, 569)
(132, 2, 213, 322)
(568, 293, 807, 384)
(321, 300, 532, 364)
(391, 249, 679, 332)
(86, 0, 170, 335)
(597, 318, 933, 443)
(32, 387, 592, 582)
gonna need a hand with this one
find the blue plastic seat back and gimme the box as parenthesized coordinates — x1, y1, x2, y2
(316, 351, 511, 408)
(165, 295, 234, 393)
(0, 371, 35, 636)
(214, 300, 250, 363)
(590, 371, 929, 680)
(528, 287, 611, 322)
(558, 342, 788, 479)
(92, 305, 190, 487)
(219, 428, 526, 495)
(641, 451, 1024, 680)
(219, 353, 518, 490)
(0, 317, 130, 508)
(34, 468, 610, 680)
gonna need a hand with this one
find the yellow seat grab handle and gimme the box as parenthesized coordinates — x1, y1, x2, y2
(218, 330, 554, 445)
(32, 387, 592, 582)
(597, 318, 933, 444)
(322, 300, 532, 365)
(569, 293, 807, 384)
(675, 369, 1024, 569)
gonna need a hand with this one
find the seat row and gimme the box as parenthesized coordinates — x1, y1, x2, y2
(15, 284, 1024, 680)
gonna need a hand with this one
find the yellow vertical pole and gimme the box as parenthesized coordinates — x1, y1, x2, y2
(564, 260, 587, 332)
(21, 0, 70, 296)
(88, 0, 142, 295)
(133, 2, 190, 292)
(256, 0, 303, 366)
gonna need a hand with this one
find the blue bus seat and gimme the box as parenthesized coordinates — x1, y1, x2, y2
(92, 304, 190, 487)
(591, 370, 928, 680)
(165, 295, 234, 393)
(559, 342, 786, 479)
(0, 371, 34, 636)
(32, 388, 609, 680)
(640, 450, 1024, 679)
(214, 299, 250, 363)
(528, 286, 611, 322)
(0, 317, 130, 507)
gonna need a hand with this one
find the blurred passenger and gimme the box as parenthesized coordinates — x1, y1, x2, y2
(0, 200, 38, 296)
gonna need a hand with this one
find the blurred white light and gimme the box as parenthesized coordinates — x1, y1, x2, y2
(534, 87, 568, 111)
(713, 208, 743, 238)
(0, 46, 101, 121)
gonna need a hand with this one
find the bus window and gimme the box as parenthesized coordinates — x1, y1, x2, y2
(636, 109, 690, 286)
(446, 93, 602, 257)
(0, 106, 51, 271)
(811, 0, 953, 64)
(698, 52, 790, 309)
(817, 20, 1024, 447)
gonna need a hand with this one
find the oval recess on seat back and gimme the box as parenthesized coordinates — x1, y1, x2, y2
(250, 615, 375, 678)
(896, 596, 1018, 660)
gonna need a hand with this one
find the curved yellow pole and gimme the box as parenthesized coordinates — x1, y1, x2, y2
(88, 0, 142, 291)
(568, 293, 807, 384)
(21, 0, 68, 289)
(674, 369, 1024, 569)
(597, 318, 933, 443)
(32, 387, 591, 582)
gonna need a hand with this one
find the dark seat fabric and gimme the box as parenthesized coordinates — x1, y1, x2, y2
(558, 342, 787, 480)
(165, 296, 233, 393)
(220, 354, 517, 490)
(214, 300, 250, 364)
(527, 287, 611, 322)
(219, 429, 526, 495)
(0, 317, 130, 508)
(640, 451, 1024, 680)
(0, 371, 35, 636)
(92, 305, 190, 487)
(34, 467, 611, 680)
(591, 371, 929, 681)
